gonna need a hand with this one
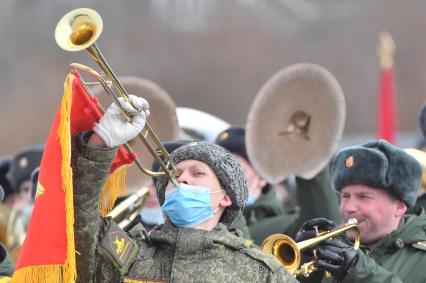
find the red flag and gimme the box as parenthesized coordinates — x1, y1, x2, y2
(378, 68, 397, 143)
(12, 71, 135, 283)
(377, 32, 397, 144)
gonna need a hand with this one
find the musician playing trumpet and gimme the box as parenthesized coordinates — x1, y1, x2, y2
(295, 140, 426, 283)
(72, 96, 298, 282)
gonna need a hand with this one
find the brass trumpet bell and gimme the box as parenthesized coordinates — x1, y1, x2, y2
(55, 8, 103, 52)
(55, 8, 179, 186)
(261, 218, 359, 277)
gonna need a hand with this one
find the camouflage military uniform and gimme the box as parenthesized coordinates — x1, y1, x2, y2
(228, 212, 251, 239)
(244, 185, 285, 225)
(249, 166, 340, 245)
(72, 133, 298, 283)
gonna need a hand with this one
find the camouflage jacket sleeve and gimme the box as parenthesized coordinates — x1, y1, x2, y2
(72, 131, 117, 283)
(285, 164, 340, 238)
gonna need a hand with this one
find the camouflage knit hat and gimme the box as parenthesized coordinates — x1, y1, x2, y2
(156, 141, 248, 226)
(332, 139, 422, 207)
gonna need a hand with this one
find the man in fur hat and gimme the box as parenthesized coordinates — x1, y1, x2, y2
(296, 140, 426, 283)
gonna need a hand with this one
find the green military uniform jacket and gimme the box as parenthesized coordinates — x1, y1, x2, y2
(0, 243, 13, 282)
(249, 166, 341, 245)
(72, 132, 298, 283)
(244, 185, 285, 225)
(416, 194, 426, 211)
(228, 212, 251, 239)
(318, 207, 426, 283)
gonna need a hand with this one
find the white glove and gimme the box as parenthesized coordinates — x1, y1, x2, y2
(93, 94, 150, 147)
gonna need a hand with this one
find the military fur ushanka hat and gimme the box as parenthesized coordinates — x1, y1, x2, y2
(331, 139, 422, 207)
(156, 141, 248, 226)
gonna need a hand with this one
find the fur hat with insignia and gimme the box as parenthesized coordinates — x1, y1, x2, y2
(9, 145, 44, 192)
(332, 139, 422, 207)
(156, 141, 248, 226)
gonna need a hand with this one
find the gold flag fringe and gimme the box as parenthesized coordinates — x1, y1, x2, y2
(99, 165, 128, 217)
(11, 265, 67, 283)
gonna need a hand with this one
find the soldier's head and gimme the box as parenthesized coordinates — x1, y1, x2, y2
(0, 158, 12, 203)
(9, 145, 44, 204)
(156, 141, 248, 230)
(215, 126, 267, 206)
(331, 140, 421, 246)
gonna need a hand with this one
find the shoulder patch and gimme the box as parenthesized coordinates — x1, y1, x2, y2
(413, 241, 426, 251)
(100, 221, 139, 273)
(241, 247, 282, 272)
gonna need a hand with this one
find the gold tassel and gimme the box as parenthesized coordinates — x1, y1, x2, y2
(11, 265, 65, 283)
(99, 165, 128, 217)
(59, 74, 76, 283)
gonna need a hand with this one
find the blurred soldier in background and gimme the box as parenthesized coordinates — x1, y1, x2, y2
(0, 185, 14, 281)
(0, 159, 12, 204)
(72, 95, 297, 282)
(215, 127, 285, 221)
(295, 140, 426, 283)
(0, 146, 43, 264)
(4, 145, 43, 206)
(215, 126, 340, 245)
(414, 103, 426, 209)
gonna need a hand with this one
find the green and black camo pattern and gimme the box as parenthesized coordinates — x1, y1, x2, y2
(72, 132, 298, 283)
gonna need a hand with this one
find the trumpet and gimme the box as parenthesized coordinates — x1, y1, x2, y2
(55, 8, 178, 186)
(107, 187, 149, 229)
(261, 218, 359, 277)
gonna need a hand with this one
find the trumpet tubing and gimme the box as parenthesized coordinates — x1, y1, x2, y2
(55, 8, 178, 186)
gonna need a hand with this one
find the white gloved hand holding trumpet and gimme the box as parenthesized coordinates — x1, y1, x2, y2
(93, 94, 150, 147)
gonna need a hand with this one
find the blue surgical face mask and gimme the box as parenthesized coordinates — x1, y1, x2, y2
(161, 183, 223, 228)
(246, 192, 257, 207)
(140, 207, 164, 225)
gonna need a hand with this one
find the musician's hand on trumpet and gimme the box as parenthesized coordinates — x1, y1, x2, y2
(295, 218, 359, 280)
(314, 237, 359, 281)
(295, 217, 337, 243)
(92, 95, 150, 148)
